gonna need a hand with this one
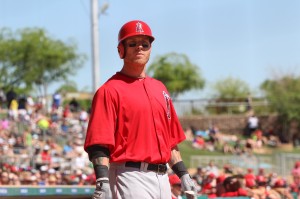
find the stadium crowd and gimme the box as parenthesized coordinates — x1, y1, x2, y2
(0, 91, 94, 186)
(0, 91, 300, 199)
(169, 160, 300, 199)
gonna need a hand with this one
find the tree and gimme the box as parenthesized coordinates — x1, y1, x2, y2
(147, 52, 205, 98)
(209, 77, 251, 114)
(0, 27, 86, 101)
(260, 75, 300, 142)
(56, 81, 78, 94)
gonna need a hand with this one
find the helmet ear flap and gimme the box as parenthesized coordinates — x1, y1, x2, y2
(118, 44, 125, 59)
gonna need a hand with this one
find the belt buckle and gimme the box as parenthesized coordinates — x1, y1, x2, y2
(157, 164, 166, 174)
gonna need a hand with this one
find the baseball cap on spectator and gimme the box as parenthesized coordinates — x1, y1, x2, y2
(169, 174, 181, 185)
(258, 168, 264, 173)
(31, 175, 37, 182)
(208, 173, 215, 179)
(247, 168, 253, 172)
(295, 161, 300, 168)
(85, 174, 96, 184)
(43, 145, 50, 151)
(256, 175, 267, 186)
(10, 165, 19, 173)
(33, 134, 39, 140)
(217, 174, 226, 184)
(245, 178, 256, 188)
(40, 165, 49, 172)
(274, 179, 285, 188)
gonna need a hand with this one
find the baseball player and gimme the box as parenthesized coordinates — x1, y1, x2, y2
(84, 20, 197, 199)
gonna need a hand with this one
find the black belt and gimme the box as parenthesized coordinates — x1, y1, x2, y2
(125, 162, 167, 174)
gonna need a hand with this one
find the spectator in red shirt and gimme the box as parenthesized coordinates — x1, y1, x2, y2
(201, 173, 217, 198)
(244, 168, 256, 184)
(216, 174, 226, 197)
(221, 175, 253, 198)
(169, 174, 183, 199)
(40, 145, 52, 164)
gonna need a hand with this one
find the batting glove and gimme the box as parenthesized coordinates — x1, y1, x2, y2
(180, 174, 198, 199)
(93, 177, 112, 199)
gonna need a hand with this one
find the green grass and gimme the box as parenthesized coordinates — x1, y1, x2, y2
(178, 141, 225, 168)
(178, 140, 300, 169)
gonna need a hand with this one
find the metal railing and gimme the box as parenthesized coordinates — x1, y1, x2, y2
(173, 99, 269, 116)
(190, 153, 300, 177)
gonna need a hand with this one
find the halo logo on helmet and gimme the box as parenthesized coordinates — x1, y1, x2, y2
(136, 22, 144, 33)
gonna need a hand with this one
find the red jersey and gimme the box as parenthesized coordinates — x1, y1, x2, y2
(84, 73, 186, 164)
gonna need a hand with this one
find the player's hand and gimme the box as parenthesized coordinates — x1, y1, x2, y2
(93, 177, 112, 199)
(180, 174, 198, 199)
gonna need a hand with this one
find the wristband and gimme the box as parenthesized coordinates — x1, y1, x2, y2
(94, 165, 109, 179)
(172, 161, 188, 178)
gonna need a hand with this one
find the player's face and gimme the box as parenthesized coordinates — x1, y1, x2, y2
(123, 36, 151, 67)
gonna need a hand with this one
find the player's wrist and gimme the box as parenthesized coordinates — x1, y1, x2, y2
(172, 161, 188, 178)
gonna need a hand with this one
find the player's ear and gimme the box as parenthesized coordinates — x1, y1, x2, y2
(118, 44, 125, 59)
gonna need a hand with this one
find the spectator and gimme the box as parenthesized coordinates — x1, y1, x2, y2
(205, 160, 219, 177)
(251, 175, 281, 199)
(69, 98, 80, 113)
(26, 95, 35, 115)
(8, 98, 18, 120)
(38, 166, 49, 186)
(233, 139, 244, 155)
(6, 89, 17, 109)
(208, 124, 219, 145)
(0, 88, 6, 109)
(245, 113, 259, 137)
(223, 164, 234, 175)
(169, 174, 183, 199)
(52, 92, 61, 110)
(40, 145, 52, 165)
(244, 168, 256, 182)
(192, 134, 205, 149)
(79, 108, 89, 124)
(192, 166, 205, 186)
(18, 94, 27, 118)
(221, 175, 253, 198)
(245, 92, 253, 112)
(63, 140, 73, 156)
(48, 174, 57, 186)
(272, 178, 293, 199)
(216, 174, 226, 197)
(291, 161, 300, 187)
(13, 136, 26, 154)
(62, 105, 71, 119)
(0, 171, 11, 185)
(201, 173, 217, 198)
(0, 118, 10, 130)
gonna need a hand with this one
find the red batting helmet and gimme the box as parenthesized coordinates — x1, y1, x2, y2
(118, 20, 155, 45)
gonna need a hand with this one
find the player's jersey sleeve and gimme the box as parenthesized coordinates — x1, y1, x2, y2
(84, 85, 117, 152)
(168, 97, 186, 148)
